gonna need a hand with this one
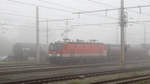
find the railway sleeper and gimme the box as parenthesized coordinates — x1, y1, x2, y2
(90, 74, 150, 84)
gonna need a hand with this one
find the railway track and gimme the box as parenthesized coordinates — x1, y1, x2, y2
(90, 74, 150, 84)
(0, 58, 149, 67)
(2, 66, 150, 84)
(0, 64, 55, 71)
(117, 75, 150, 84)
(1, 60, 150, 76)
(0, 63, 52, 68)
(0, 63, 118, 75)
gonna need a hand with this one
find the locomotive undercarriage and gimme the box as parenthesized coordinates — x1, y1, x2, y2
(49, 48, 150, 65)
(49, 56, 108, 65)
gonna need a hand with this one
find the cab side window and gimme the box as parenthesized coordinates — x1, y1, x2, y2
(64, 46, 67, 49)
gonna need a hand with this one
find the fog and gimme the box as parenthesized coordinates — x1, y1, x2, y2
(1, 1, 150, 83)
(0, 35, 12, 56)
(0, 0, 149, 45)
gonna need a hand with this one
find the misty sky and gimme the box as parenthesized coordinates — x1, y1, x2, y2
(0, 0, 150, 44)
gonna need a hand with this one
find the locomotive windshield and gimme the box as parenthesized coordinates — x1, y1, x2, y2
(49, 43, 64, 51)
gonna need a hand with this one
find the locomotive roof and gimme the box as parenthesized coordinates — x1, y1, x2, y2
(52, 41, 104, 45)
(67, 42, 103, 44)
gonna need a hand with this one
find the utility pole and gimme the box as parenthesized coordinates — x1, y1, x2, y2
(120, 0, 126, 68)
(116, 27, 119, 44)
(46, 20, 49, 45)
(36, 6, 40, 63)
(143, 23, 146, 47)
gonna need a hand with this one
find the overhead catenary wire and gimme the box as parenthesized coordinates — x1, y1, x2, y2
(74, 0, 150, 16)
(39, 0, 119, 20)
(72, 22, 118, 27)
(3, 0, 76, 25)
(0, 12, 75, 25)
(3, 1, 150, 30)
(87, 0, 150, 18)
(88, 0, 116, 7)
(7, 0, 73, 13)
(138, 0, 150, 3)
(39, 0, 81, 11)
(6, 0, 150, 21)
(0, 23, 35, 28)
(0, 22, 66, 31)
(1, 19, 150, 31)
(71, 20, 150, 27)
(40, 18, 74, 22)
(0, 8, 20, 13)
(0, 11, 47, 20)
(0, 25, 65, 32)
(4, 0, 122, 22)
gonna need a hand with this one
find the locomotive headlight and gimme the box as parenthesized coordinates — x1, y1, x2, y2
(48, 54, 52, 56)
(57, 54, 60, 56)
(103, 50, 107, 56)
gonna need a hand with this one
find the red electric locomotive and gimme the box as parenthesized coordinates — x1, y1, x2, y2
(48, 39, 108, 64)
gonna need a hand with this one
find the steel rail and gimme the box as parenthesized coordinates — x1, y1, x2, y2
(90, 74, 150, 84)
(1, 61, 150, 75)
(0, 63, 117, 75)
(117, 75, 150, 84)
(2, 66, 150, 84)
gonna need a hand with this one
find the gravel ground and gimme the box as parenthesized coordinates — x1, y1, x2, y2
(131, 80, 150, 84)
(1, 61, 150, 84)
(48, 70, 150, 84)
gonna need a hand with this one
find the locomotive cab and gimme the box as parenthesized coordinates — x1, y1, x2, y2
(48, 43, 64, 56)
